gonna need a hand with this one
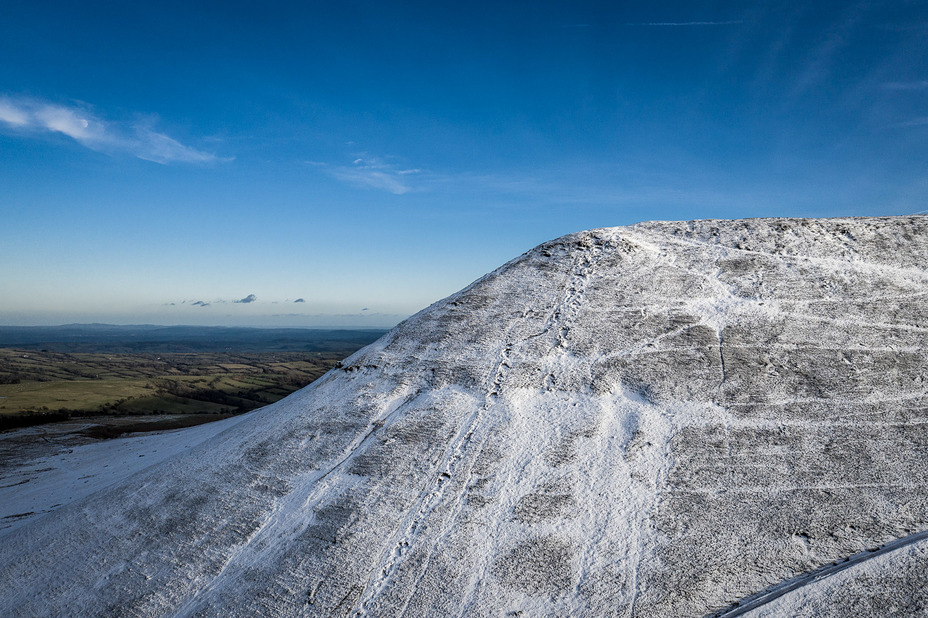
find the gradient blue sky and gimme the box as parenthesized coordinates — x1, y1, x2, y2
(2, 1, 927, 327)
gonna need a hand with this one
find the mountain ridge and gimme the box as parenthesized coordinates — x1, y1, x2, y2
(2, 216, 927, 616)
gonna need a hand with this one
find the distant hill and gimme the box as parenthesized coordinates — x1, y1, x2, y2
(0, 324, 388, 354)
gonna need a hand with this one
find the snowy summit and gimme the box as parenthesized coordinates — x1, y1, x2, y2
(2, 216, 928, 616)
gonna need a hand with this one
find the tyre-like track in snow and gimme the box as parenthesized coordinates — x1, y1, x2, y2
(708, 529, 928, 618)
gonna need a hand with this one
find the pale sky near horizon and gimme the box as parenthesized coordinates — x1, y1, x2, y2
(2, 1, 927, 327)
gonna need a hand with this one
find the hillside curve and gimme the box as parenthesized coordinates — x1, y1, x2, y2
(1, 216, 927, 616)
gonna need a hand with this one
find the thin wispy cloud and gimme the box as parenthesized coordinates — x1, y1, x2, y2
(0, 100, 29, 126)
(0, 96, 228, 164)
(881, 81, 928, 91)
(875, 23, 928, 32)
(233, 294, 257, 304)
(626, 20, 743, 27)
(892, 117, 928, 128)
(34, 105, 107, 142)
(788, 3, 870, 101)
(313, 155, 424, 195)
(136, 127, 223, 164)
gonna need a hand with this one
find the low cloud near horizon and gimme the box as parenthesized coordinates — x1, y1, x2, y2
(166, 296, 399, 317)
(0, 96, 228, 165)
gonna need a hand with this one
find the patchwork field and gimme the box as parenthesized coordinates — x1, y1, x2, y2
(0, 348, 348, 432)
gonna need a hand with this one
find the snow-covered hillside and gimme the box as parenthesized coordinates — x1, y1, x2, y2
(2, 217, 927, 616)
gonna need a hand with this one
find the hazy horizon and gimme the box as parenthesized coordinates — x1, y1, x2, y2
(0, 317, 404, 330)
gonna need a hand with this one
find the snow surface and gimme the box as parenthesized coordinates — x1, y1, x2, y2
(0, 415, 251, 537)
(0, 216, 927, 616)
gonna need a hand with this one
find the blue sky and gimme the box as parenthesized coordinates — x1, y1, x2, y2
(2, 1, 927, 327)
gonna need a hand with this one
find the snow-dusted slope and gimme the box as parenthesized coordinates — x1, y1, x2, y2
(0, 414, 252, 537)
(2, 217, 927, 617)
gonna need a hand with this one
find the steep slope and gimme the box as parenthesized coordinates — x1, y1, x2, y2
(1, 216, 927, 617)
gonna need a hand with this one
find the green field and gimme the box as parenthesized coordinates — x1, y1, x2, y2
(0, 348, 344, 431)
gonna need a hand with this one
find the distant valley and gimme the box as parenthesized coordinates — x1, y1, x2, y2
(0, 325, 386, 434)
